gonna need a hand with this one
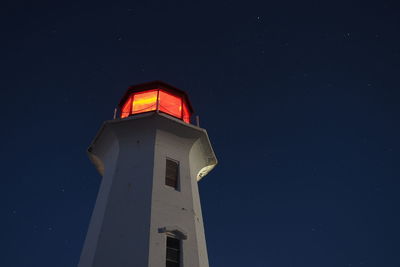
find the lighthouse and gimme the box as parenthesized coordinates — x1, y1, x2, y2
(78, 81, 218, 267)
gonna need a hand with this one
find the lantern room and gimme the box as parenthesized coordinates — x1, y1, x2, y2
(118, 81, 194, 123)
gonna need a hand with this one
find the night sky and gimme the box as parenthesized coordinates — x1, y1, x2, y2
(2, 1, 400, 266)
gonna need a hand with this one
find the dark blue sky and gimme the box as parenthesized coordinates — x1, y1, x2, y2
(2, 0, 400, 266)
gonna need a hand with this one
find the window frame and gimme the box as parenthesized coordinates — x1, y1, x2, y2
(165, 158, 180, 190)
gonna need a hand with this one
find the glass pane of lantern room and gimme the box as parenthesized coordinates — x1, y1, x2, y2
(120, 96, 132, 118)
(182, 102, 190, 123)
(132, 90, 158, 114)
(159, 90, 182, 119)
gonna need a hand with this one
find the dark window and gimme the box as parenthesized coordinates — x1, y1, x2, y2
(166, 236, 181, 267)
(165, 159, 179, 189)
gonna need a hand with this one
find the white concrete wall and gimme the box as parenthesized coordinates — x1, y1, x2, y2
(78, 113, 217, 267)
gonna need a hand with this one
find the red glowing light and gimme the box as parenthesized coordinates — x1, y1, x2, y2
(159, 90, 182, 119)
(182, 102, 190, 123)
(132, 90, 158, 114)
(121, 97, 132, 119)
(118, 82, 193, 123)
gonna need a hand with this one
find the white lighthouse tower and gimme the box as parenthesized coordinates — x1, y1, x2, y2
(78, 81, 217, 267)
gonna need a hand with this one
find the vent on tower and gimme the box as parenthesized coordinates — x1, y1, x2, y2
(118, 81, 194, 123)
(166, 236, 181, 267)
